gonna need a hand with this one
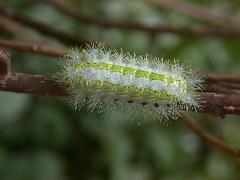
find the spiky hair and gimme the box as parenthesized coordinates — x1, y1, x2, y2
(57, 43, 205, 124)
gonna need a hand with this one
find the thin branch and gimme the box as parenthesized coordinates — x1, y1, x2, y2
(200, 93, 240, 117)
(205, 83, 240, 95)
(0, 39, 66, 57)
(149, 0, 240, 29)
(0, 16, 41, 42)
(204, 72, 240, 83)
(0, 52, 239, 117)
(0, 73, 65, 96)
(217, 82, 240, 90)
(180, 113, 240, 158)
(0, 5, 90, 46)
(43, 0, 240, 37)
(0, 72, 240, 116)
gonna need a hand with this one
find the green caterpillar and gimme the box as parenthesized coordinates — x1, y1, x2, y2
(57, 44, 205, 123)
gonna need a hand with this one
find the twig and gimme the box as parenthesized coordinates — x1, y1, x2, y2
(0, 39, 66, 57)
(1, 1, 240, 38)
(205, 84, 239, 95)
(0, 73, 65, 96)
(0, 5, 90, 46)
(43, 0, 240, 37)
(216, 82, 240, 90)
(149, 0, 240, 29)
(180, 113, 240, 158)
(0, 17, 41, 42)
(200, 93, 240, 117)
(0, 71, 240, 116)
(204, 72, 240, 83)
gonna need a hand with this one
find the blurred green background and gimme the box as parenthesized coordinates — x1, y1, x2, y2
(0, 0, 240, 179)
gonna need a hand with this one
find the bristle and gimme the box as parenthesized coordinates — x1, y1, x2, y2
(56, 43, 205, 123)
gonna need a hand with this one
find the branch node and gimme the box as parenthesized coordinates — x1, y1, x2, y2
(0, 50, 11, 79)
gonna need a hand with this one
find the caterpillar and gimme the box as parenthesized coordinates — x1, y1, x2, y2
(57, 43, 205, 123)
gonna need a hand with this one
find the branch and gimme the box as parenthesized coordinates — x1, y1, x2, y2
(180, 113, 240, 158)
(0, 73, 65, 96)
(0, 16, 41, 42)
(0, 39, 66, 57)
(149, 0, 240, 29)
(217, 82, 240, 90)
(205, 72, 240, 83)
(200, 93, 240, 117)
(205, 83, 240, 95)
(0, 5, 90, 46)
(42, 0, 240, 37)
(0, 72, 240, 116)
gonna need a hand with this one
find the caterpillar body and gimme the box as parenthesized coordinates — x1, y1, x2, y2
(57, 44, 204, 123)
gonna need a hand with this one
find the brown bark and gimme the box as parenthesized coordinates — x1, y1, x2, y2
(0, 50, 10, 79)
(0, 73, 240, 116)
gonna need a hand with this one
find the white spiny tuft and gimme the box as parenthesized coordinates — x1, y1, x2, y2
(56, 43, 206, 123)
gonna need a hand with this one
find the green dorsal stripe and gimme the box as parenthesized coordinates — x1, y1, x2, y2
(75, 62, 187, 92)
